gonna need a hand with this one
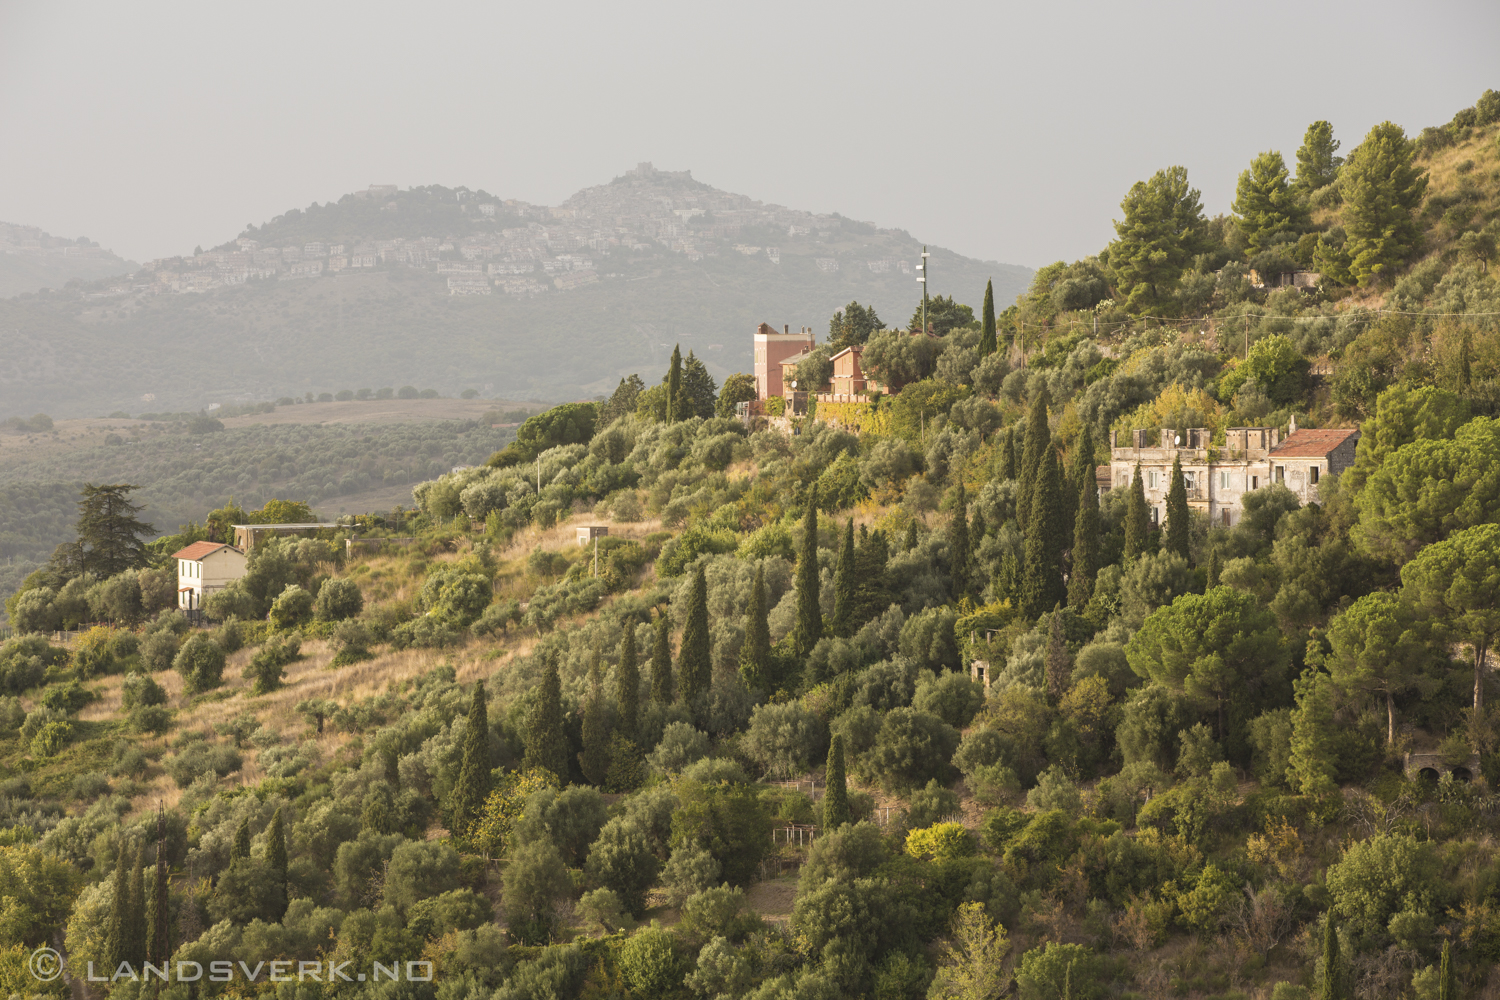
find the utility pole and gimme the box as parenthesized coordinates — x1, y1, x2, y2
(917, 246, 930, 332)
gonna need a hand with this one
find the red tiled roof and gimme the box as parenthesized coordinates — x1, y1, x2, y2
(171, 540, 237, 561)
(1269, 427, 1359, 458)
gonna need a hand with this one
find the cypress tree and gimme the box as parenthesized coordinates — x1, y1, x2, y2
(127, 842, 147, 967)
(265, 806, 288, 918)
(1318, 910, 1344, 1000)
(1000, 427, 1018, 481)
(666, 344, 683, 423)
(1439, 939, 1455, 1000)
(793, 486, 823, 654)
(853, 527, 892, 623)
(904, 518, 919, 554)
(105, 844, 130, 973)
(1021, 448, 1066, 619)
(617, 626, 640, 740)
(579, 653, 611, 785)
(148, 828, 170, 966)
(979, 279, 997, 358)
(1045, 606, 1070, 701)
(231, 818, 250, 862)
(524, 656, 568, 778)
(948, 483, 971, 600)
(651, 611, 673, 705)
(1064, 425, 1095, 553)
(678, 565, 712, 718)
(823, 734, 850, 830)
(1165, 454, 1190, 560)
(1207, 548, 1222, 589)
(1068, 468, 1100, 608)
(452, 680, 491, 835)
(1017, 387, 1052, 532)
(1124, 464, 1149, 562)
(831, 519, 856, 637)
(739, 565, 772, 692)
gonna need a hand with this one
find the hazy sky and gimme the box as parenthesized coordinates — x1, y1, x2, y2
(2, 1, 1497, 270)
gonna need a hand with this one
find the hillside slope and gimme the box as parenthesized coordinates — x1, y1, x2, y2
(0, 221, 136, 297)
(0, 169, 1031, 417)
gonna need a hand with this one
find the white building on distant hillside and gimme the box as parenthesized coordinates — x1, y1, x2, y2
(173, 541, 246, 612)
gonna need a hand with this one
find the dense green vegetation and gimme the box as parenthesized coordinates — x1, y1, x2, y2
(0, 91, 1499, 1000)
(0, 418, 513, 622)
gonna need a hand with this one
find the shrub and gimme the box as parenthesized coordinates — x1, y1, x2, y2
(865, 707, 960, 793)
(40, 681, 93, 714)
(173, 634, 226, 694)
(166, 741, 243, 788)
(314, 578, 364, 621)
(245, 634, 300, 695)
(120, 672, 167, 710)
(382, 840, 462, 911)
(905, 778, 961, 827)
(1015, 943, 1104, 1000)
(585, 817, 660, 917)
(575, 888, 631, 934)
(905, 822, 974, 860)
(70, 772, 110, 800)
(742, 701, 826, 780)
(269, 585, 315, 631)
(390, 615, 461, 650)
(30, 721, 71, 758)
(0, 636, 63, 693)
(648, 722, 710, 774)
(20, 707, 65, 743)
(617, 926, 684, 998)
(140, 631, 180, 673)
(130, 705, 172, 735)
(328, 619, 374, 666)
(662, 843, 722, 907)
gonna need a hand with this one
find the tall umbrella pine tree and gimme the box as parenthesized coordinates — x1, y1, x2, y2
(1021, 449, 1066, 619)
(794, 485, 823, 655)
(1124, 464, 1150, 561)
(1017, 388, 1052, 532)
(1165, 455, 1191, 560)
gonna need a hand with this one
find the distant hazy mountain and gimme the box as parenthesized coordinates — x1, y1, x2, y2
(0, 166, 1031, 417)
(0, 222, 136, 298)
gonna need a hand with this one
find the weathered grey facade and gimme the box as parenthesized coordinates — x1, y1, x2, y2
(1104, 421, 1360, 527)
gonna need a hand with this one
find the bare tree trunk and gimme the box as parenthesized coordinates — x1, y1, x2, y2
(1387, 689, 1395, 747)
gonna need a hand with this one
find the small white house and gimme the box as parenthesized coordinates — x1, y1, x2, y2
(173, 541, 248, 611)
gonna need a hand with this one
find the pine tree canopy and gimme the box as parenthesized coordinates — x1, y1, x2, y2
(1232, 150, 1310, 253)
(1296, 120, 1342, 191)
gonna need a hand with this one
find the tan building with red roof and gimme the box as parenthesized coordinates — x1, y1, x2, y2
(173, 541, 247, 612)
